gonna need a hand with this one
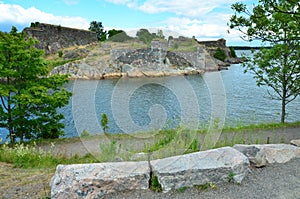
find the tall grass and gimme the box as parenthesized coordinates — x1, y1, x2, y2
(0, 142, 98, 169)
(1, 121, 299, 169)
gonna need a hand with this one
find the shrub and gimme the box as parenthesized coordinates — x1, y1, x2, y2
(150, 175, 162, 192)
(229, 47, 237, 58)
(213, 47, 227, 61)
(101, 113, 109, 133)
(99, 141, 122, 162)
(58, 50, 63, 58)
(80, 129, 90, 138)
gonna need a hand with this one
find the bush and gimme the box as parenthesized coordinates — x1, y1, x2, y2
(80, 129, 90, 138)
(229, 47, 237, 58)
(213, 47, 227, 61)
(101, 113, 109, 133)
(58, 50, 63, 58)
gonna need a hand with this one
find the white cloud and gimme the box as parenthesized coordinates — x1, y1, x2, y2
(106, 0, 247, 17)
(0, 3, 90, 30)
(104, 0, 250, 44)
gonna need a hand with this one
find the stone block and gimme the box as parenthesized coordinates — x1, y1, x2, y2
(51, 161, 150, 199)
(151, 147, 249, 192)
(234, 144, 300, 167)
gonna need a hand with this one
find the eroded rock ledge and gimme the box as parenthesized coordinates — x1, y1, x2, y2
(50, 142, 300, 198)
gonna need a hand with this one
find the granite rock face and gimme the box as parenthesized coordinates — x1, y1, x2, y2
(234, 144, 300, 167)
(50, 161, 150, 199)
(151, 147, 250, 192)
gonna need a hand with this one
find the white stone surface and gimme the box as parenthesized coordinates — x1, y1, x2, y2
(151, 147, 250, 192)
(234, 144, 300, 167)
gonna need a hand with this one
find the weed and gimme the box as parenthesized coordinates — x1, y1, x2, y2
(80, 129, 90, 138)
(194, 182, 217, 191)
(176, 186, 188, 193)
(99, 140, 119, 162)
(58, 50, 63, 58)
(194, 183, 209, 191)
(228, 172, 236, 183)
(187, 139, 199, 153)
(209, 182, 217, 190)
(150, 175, 162, 192)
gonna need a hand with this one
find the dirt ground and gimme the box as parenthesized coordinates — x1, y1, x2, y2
(0, 162, 54, 199)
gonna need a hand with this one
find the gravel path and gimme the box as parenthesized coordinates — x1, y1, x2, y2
(104, 158, 300, 199)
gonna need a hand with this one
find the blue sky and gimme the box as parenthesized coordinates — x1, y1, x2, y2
(0, 0, 256, 46)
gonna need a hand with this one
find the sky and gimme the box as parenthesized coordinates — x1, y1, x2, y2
(0, 0, 257, 46)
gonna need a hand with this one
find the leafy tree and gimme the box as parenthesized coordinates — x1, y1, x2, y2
(0, 27, 72, 144)
(228, 0, 300, 123)
(107, 29, 133, 42)
(89, 21, 107, 41)
(108, 29, 124, 38)
(156, 30, 165, 39)
(136, 29, 156, 45)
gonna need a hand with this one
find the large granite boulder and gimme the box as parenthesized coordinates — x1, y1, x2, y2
(290, 139, 300, 147)
(50, 161, 150, 199)
(234, 144, 300, 167)
(151, 147, 250, 192)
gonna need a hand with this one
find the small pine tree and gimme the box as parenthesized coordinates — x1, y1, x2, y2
(101, 113, 109, 133)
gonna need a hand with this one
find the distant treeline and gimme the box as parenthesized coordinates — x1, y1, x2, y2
(230, 46, 272, 50)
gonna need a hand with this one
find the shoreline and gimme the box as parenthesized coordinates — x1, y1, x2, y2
(67, 68, 206, 80)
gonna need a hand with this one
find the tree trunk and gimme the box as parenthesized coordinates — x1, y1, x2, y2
(281, 97, 286, 123)
(8, 105, 15, 145)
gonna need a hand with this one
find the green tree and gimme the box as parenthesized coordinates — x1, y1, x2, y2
(0, 27, 72, 144)
(89, 21, 107, 41)
(107, 29, 133, 42)
(156, 30, 165, 39)
(228, 0, 300, 123)
(108, 29, 123, 38)
(101, 113, 109, 133)
(136, 29, 156, 45)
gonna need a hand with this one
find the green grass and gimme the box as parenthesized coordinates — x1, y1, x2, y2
(1, 121, 299, 169)
(168, 39, 199, 52)
(222, 121, 300, 132)
(0, 142, 98, 169)
(46, 57, 82, 71)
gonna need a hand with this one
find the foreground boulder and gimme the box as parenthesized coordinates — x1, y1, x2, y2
(290, 139, 300, 147)
(50, 161, 150, 199)
(234, 144, 300, 167)
(151, 147, 250, 192)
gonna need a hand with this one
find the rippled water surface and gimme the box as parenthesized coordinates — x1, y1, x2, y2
(1, 51, 300, 140)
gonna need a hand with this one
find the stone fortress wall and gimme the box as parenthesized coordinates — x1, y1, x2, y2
(23, 23, 97, 54)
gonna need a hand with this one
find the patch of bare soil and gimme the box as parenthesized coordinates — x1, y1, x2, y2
(0, 163, 54, 199)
